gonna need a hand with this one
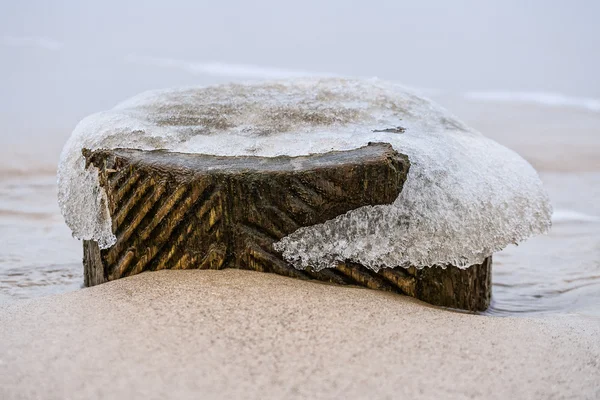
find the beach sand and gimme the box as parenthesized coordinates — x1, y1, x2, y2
(1, 269, 598, 399)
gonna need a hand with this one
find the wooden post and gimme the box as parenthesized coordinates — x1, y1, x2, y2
(82, 142, 491, 311)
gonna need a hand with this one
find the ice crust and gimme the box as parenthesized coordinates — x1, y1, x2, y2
(57, 78, 552, 270)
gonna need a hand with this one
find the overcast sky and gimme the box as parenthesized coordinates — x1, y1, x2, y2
(1, 0, 599, 147)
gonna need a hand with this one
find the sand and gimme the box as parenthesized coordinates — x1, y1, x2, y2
(1, 270, 598, 400)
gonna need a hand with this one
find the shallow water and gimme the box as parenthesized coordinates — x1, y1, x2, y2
(487, 172, 600, 317)
(0, 175, 81, 302)
(0, 98, 599, 319)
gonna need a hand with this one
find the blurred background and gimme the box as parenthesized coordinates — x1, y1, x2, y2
(1, 0, 599, 316)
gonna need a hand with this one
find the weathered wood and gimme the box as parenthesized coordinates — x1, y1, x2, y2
(414, 257, 492, 311)
(82, 142, 492, 311)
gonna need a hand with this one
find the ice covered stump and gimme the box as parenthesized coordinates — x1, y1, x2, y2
(59, 79, 551, 310)
(58, 77, 551, 268)
(58, 78, 550, 310)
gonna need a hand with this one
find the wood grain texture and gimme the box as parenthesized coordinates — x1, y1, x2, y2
(82, 142, 491, 311)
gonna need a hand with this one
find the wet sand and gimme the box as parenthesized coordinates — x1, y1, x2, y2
(1, 269, 599, 399)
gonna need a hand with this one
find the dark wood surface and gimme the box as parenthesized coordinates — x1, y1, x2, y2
(82, 143, 491, 311)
